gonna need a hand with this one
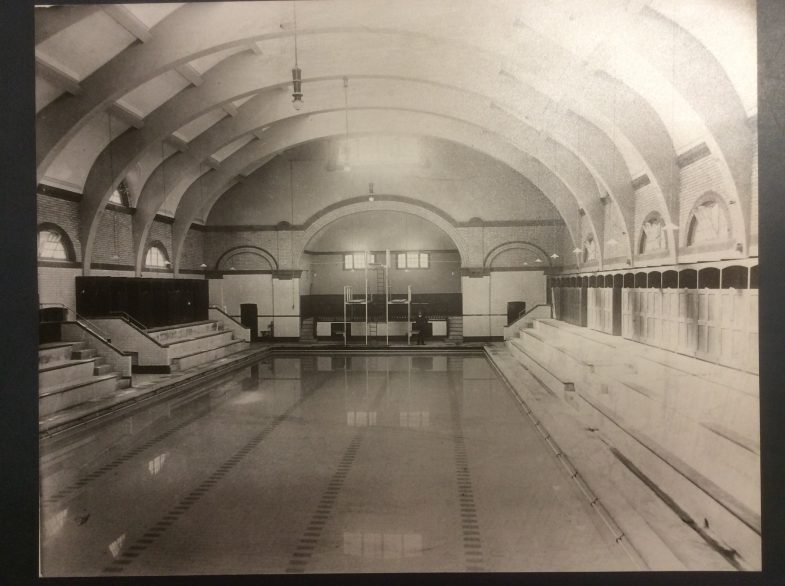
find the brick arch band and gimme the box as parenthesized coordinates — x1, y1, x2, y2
(293, 199, 470, 268)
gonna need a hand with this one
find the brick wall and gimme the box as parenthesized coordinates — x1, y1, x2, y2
(147, 218, 173, 260)
(37, 194, 81, 262)
(180, 227, 206, 271)
(92, 209, 133, 265)
(206, 230, 282, 268)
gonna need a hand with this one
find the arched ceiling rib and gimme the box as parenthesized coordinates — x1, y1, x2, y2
(33, 0, 757, 274)
(71, 34, 687, 268)
(129, 76, 624, 243)
(167, 110, 586, 273)
(36, 0, 749, 176)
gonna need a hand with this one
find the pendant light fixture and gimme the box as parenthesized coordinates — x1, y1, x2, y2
(107, 112, 120, 260)
(291, 1, 303, 110)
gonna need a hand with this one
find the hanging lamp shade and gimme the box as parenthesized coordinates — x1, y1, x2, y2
(292, 67, 303, 110)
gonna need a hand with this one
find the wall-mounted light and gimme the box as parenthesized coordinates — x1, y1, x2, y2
(200, 262, 207, 269)
(572, 247, 582, 254)
(606, 238, 618, 246)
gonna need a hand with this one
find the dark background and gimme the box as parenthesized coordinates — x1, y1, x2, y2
(2, 1, 784, 585)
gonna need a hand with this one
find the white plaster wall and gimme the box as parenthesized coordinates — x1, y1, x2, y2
(273, 278, 301, 338)
(489, 271, 546, 316)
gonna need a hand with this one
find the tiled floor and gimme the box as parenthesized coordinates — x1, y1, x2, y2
(39, 353, 635, 575)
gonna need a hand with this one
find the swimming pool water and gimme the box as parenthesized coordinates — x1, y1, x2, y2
(39, 353, 635, 575)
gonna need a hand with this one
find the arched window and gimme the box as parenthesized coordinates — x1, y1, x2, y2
(37, 226, 74, 261)
(109, 180, 130, 206)
(582, 237, 597, 264)
(639, 213, 667, 254)
(145, 242, 170, 269)
(686, 197, 729, 246)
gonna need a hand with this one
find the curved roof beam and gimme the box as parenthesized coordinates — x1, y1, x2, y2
(121, 96, 602, 275)
(38, 0, 680, 180)
(168, 110, 586, 274)
(623, 8, 753, 243)
(73, 28, 672, 268)
(130, 76, 621, 253)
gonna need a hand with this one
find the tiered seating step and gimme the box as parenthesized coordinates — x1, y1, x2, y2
(38, 341, 130, 418)
(146, 320, 223, 345)
(171, 339, 248, 372)
(508, 317, 760, 526)
(40, 373, 123, 417)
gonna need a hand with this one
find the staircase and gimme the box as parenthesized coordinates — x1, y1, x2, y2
(39, 342, 130, 418)
(446, 316, 463, 344)
(300, 317, 316, 342)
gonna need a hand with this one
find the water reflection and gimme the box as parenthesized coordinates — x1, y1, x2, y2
(43, 508, 68, 539)
(347, 411, 377, 427)
(343, 532, 423, 558)
(108, 533, 125, 558)
(147, 453, 168, 476)
(399, 411, 429, 429)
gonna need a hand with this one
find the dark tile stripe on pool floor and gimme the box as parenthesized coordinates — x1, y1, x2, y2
(99, 373, 335, 574)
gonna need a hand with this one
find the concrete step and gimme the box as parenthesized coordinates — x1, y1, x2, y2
(39, 358, 97, 391)
(38, 343, 79, 367)
(71, 348, 96, 360)
(166, 330, 236, 359)
(93, 363, 114, 376)
(39, 373, 121, 417)
(170, 339, 248, 372)
(146, 320, 223, 344)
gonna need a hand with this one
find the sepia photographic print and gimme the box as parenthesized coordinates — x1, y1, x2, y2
(14, 0, 783, 580)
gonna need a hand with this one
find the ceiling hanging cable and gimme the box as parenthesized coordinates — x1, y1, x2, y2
(199, 161, 207, 269)
(291, 1, 303, 111)
(160, 141, 171, 268)
(342, 76, 351, 172)
(107, 112, 120, 261)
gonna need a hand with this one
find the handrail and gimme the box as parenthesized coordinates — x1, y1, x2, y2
(506, 303, 552, 328)
(208, 305, 248, 328)
(109, 310, 148, 330)
(39, 303, 113, 343)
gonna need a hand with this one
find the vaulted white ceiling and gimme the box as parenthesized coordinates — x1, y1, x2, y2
(34, 0, 757, 271)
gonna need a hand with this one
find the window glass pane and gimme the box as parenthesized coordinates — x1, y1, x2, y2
(368, 253, 375, 265)
(38, 230, 67, 260)
(354, 253, 366, 269)
(397, 253, 406, 268)
(109, 189, 123, 205)
(344, 254, 353, 269)
(419, 253, 429, 268)
(407, 252, 418, 268)
(145, 245, 168, 268)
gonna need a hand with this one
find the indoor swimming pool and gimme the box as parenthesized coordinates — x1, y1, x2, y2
(39, 353, 636, 575)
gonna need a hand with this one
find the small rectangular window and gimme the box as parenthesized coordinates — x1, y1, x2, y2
(344, 254, 353, 269)
(419, 253, 429, 268)
(406, 252, 419, 268)
(354, 253, 366, 269)
(397, 253, 406, 268)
